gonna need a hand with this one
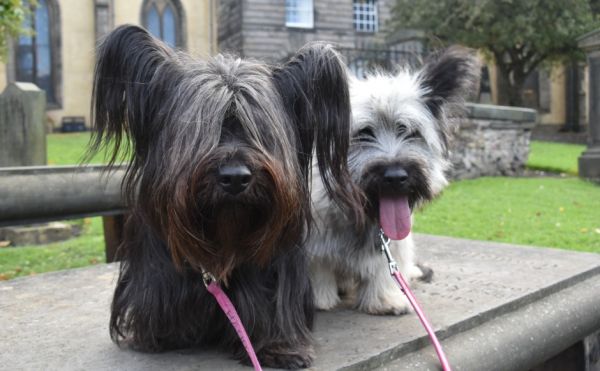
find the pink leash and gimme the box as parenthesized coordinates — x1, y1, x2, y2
(380, 231, 452, 371)
(201, 270, 263, 371)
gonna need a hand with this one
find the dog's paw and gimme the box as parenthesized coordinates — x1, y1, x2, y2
(358, 293, 411, 316)
(313, 288, 341, 311)
(416, 263, 434, 283)
(254, 344, 314, 369)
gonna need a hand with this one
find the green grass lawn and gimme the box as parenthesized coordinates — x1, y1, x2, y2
(0, 218, 105, 280)
(0, 136, 598, 280)
(414, 177, 600, 253)
(526, 141, 586, 175)
(47, 132, 127, 166)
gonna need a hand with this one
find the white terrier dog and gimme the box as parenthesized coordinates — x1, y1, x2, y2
(308, 47, 480, 314)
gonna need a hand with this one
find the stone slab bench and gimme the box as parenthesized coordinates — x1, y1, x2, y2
(1, 234, 599, 370)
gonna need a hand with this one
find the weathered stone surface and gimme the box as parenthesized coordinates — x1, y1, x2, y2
(1, 235, 599, 370)
(465, 103, 537, 123)
(450, 104, 537, 180)
(0, 82, 47, 167)
(0, 222, 78, 246)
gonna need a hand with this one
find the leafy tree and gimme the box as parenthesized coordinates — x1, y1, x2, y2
(391, 0, 600, 106)
(0, 0, 34, 62)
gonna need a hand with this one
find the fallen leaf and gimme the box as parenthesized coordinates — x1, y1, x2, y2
(0, 274, 8, 281)
(581, 228, 589, 233)
(559, 207, 565, 212)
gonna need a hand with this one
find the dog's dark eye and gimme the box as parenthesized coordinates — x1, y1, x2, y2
(356, 127, 376, 142)
(405, 131, 423, 141)
(397, 124, 408, 137)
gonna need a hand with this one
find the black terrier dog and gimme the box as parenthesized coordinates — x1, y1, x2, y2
(89, 25, 361, 368)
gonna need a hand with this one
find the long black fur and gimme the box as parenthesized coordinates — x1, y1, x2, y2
(89, 25, 361, 368)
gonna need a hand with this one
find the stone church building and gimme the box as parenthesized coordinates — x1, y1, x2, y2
(0, 0, 217, 130)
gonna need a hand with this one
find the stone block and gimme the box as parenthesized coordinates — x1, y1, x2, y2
(0, 82, 47, 167)
(465, 103, 538, 123)
(449, 103, 537, 180)
(579, 147, 600, 181)
(0, 222, 78, 246)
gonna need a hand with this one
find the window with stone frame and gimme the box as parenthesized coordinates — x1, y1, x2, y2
(353, 0, 378, 33)
(142, 0, 186, 48)
(15, 0, 61, 107)
(286, 0, 314, 29)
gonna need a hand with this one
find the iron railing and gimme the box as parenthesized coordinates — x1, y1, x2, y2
(338, 48, 424, 77)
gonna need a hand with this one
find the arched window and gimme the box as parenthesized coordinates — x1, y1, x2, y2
(142, 0, 185, 48)
(15, 0, 61, 107)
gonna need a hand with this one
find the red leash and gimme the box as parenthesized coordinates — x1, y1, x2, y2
(380, 232, 452, 371)
(202, 270, 263, 371)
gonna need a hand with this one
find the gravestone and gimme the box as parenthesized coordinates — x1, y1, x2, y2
(0, 82, 47, 167)
(578, 30, 600, 181)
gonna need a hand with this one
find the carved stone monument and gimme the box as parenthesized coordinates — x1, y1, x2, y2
(0, 82, 47, 167)
(578, 30, 600, 181)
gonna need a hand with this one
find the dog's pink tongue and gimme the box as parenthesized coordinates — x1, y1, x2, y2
(379, 196, 411, 240)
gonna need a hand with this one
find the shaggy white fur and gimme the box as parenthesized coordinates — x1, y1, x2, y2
(308, 47, 480, 315)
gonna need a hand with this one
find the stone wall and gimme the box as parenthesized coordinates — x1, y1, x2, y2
(449, 103, 537, 180)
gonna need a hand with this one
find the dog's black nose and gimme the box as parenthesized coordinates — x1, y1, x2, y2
(218, 165, 252, 195)
(383, 167, 409, 186)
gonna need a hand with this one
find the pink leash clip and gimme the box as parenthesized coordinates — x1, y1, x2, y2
(202, 270, 263, 371)
(380, 231, 452, 371)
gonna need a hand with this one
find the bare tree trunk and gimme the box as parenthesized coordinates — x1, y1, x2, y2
(496, 66, 525, 107)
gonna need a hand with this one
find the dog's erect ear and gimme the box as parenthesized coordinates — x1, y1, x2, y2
(419, 46, 480, 119)
(88, 25, 179, 166)
(418, 46, 480, 150)
(273, 42, 363, 222)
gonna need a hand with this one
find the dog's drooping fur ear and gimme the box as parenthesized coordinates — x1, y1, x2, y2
(273, 43, 364, 225)
(89, 25, 180, 168)
(418, 46, 480, 151)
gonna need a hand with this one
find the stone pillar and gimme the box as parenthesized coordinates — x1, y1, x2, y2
(578, 30, 600, 181)
(0, 82, 47, 167)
